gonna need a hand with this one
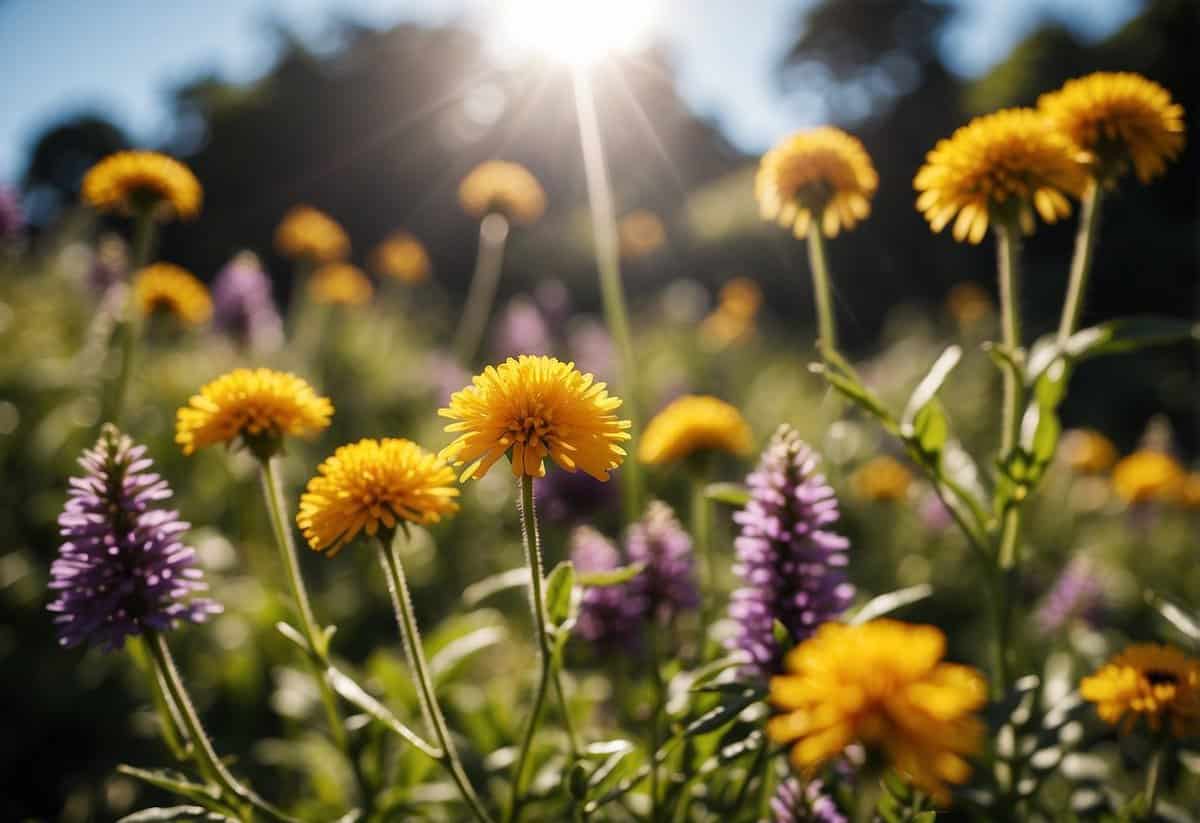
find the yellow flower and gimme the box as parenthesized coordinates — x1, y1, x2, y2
(1039, 72, 1185, 184)
(459, 161, 546, 225)
(133, 263, 212, 327)
(298, 438, 460, 556)
(756, 127, 878, 238)
(638, 395, 752, 465)
(81, 150, 202, 221)
(945, 282, 992, 330)
(371, 231, 432, 284)
(1081, 644, 1200, 738)
(701, 277, 764, 347)
(768, 620, 987, 804)
(618, 209, 667, 260)
(1181, 473, 1200, 510)
(915, 108, 1087, 244)
(176, 368, 333, 456)
(440, 355, 630, 481)
(308, 262, 373, 306)
(274, 205, 350, 263)
(1111, 449, 1184, 504)
(1059, 428, 1118, 474)
(852, 456, 914, 502)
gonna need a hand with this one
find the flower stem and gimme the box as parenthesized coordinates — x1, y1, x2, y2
(806, 229, 837, 352)
(454, 212, 510, 366)
(1143, 746, 1163, 820)
(376, 534, 494, 823)
(103, 210, 156, 426)
(572, 68, 643, 524)
(1058, 180, 1104, 344)
(130, 635, 193, 760)
(690, 470, 713, 651)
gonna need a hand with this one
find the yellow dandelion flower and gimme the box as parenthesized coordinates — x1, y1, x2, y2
(1059, 428, 1118, 474)
(459, 161, 546, 225)
(852, 455, 914, 502)
(756, 127, 878, 238)
(702, 277, 764, 347)
(176, 368, 332, 456)
(1039, 72, 1185, 184)
(439, 355, 631, 482)
(638, 395, 753, 465)
(133, 263, 212, 327)
(618, 209, 667, 260)
(371, 231, 432, 284)
(308, 262, 373, 306)
(81, 150, 202, 221)
(915, 108, 1087, 244)
(298, 438, 460, 557)
(274, 205, 350, 263)
(1111, 449, 1184, 504)
(1081, 644, 1200, 738)
(768, 620, 987, 804)
(945, 282, 992, 330)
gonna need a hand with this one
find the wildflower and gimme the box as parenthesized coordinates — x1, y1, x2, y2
(1038, 72, 1185, 184)
(570, 526, 643, 650)
(768, 620, 987, 803)
(1059, 428, 1118, 474)
(1035, 554, 1104, 634)
(915, 109, 1087, 243)
(756, 127, 878, 238)
(618, 209, 667, 260)
(534, 464, 617, 524)
(851, 456, 913, 502)
(371, 230, 432, 284)
(133, 263, 212, 327)
(1081, 644, 1200, 737)
(638, 395, 752, 465)
(492, 297, 552, 359)
(0, 184, 25, 239)
(626, 501, 699, 623)
(48, 425, 220, 650)
(81, 151, 202, 221)
(459, 161, 546, 225)
(309, 262, 373, 306)
(298, 438, 460, 556)
(771, 776, 847, 823)
(211, 252, 282, 350)
(702, 277, 763, 347)
(440, 355, 631, 482)
(944, 282, 991, 331)
(567, 319, 614, 381)
(176, 368, 332, 457)
(274, 205, 350, 263)
(730, 426, 852, 678)
(1111, 449, 1184, 504)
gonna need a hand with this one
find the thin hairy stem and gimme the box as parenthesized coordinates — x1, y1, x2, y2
(454, 212, 510, 365)
(1058, 180, 1104, 343)
(806, 229, 837, 351)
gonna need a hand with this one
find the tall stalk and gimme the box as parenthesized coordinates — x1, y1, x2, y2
(454, 212, 510, 366)
(689, 468, 714, 650)
(1058, 180, 1104, 343)
(103, 209, 156, 426)
(805, 229, 838, 351)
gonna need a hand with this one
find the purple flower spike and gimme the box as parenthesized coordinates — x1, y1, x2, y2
(771, 776, 847, 823)
(729, 425, 853, 679)
(1036, 554, 1104, 634)
(535, 469, 617, 525)
(211, 251, 283, 350)
(48, 425, 221, 651)
(570, 527, 643, 651)
(626, 501, 699, 624)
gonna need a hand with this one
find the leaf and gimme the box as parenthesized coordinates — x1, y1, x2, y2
(908, 399, 949, 458)
(901, 346, 962, 429)
(577, 562, 644, 588)
(587, 743, 638, 796)
(704, 482, 751, 507)
(1018, 399, 1060, 474)
(1065, 316, 1200, 361)
(849, 585, 933, 625)
(118, 807, 231, 822)
(682, 687, 762, 737)
(1147, 590, 1200, 645)
(323, 666, 441, 759)
(274, 621, 312, 655)
(430, 625, 506, 682)
(544, 561, 577, 628)
(462, 567, 529, 606)
(115, 767, 231, 816)
(810, 363, 896, 430)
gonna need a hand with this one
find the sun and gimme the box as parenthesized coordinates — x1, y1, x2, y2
(490, 0, 659, 67)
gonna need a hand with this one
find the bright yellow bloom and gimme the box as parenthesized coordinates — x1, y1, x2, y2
(459, 161, 546, 225)
(768, 620, 987, 804)
(852, 456, 914, 502)
(308, 262, 373, 306)
(1081, 644, 1200, 738)
(371, 231, 432, 284)
(81, 150, 202, 221)
(944, 282, 992, 331)
(1111, 449, 1184, 504)
(440, 355, 630, 481)
(618, 209, 667, 260)
(701, 277, 763, 347)
(1059, 428, 1118, 474)
(638, 395, 752, 465)
(915, 109, 1087, 244)
(756, 127, 878, 238)
(274, 205, 350, 263)
(176, 368, 332, 455)
(298, 438, 460, 556)
(133, 263, 212, 327)
(1039, 72, 1185, 184)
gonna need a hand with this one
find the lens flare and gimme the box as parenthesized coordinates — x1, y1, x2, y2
(491, 0, 659, 67)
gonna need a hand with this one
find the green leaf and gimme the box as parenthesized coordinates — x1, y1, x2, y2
(323, 665, 441, 759)
(909, 399, 949, 458)
(587, 743, 638, 797)
(1147, 590, 1200, 646)
(118, 807, 231, 822)
(1018, 399, 1061, 475)
(462, 567, 529, 606)
(568, 762, 590, 801)
(1065, 315, 1200, 361)
(544, 561, 577, 628)
(682, 687, 762, 737)
(577, 562, 644, 588)
(430, 625, 506, 682)
(849, 584, 933, 625)
(115, 767, 225, 812)
(704, 482, 751, 507)
(810, 363, 896, 430)
(901, 346, 962, 429)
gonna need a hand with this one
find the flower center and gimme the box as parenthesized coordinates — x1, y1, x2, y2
(1145, 669, 1178, 687)
(511, 414, 552, 449)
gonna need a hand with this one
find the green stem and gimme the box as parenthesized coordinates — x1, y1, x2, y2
(647, 627, 664, 818)
(376, 534, 494, 823)
(103, 210, 156, 426)
(1057, 180, 1103, 344)
(454, 213, 510, 366)
(1144, 746, 1163, 820)
(130, 635, 193, 760)
(806, 229, 837, 351)
(690, 471, 713, 651)
(572, 68, 643, 524)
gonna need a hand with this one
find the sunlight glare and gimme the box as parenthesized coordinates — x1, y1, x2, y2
(492, 0, 659, 67)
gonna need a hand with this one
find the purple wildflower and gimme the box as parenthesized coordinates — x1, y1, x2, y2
(568, 317, 615, 381)
(0, 185, 24, 240)
(535, 469, 617, 525)
(211, 251, 282, 350)
(491, 295, 551, 359)
(771, 777, 847, 823)
(1035, 554, 1104, 634)
(625, 501, 699, 623)
(729, 425, 853, 679)
(919, 492, 954, 533)
(570, 527, 643, 651)
(534, 279, 571, 332)
(48, 425, 221, 651)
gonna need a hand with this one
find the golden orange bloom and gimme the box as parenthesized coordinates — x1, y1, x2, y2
(459, 161, 546, 225)
(298, 438, 460, 556)
(1111, 449, 1184, 504)
(81, 150, 202, 221)
(1059, 429, 1118, 474)
(756, 127, 878, 238)
(274, 205, 350, 263)
(618, 209, 667, 260)
(176, 368, 332, 456)
(852, 456, 914, 502)
(1039, 72, 1185, 184)
(945, 282, 992, 331)
(133, 263, 212, 327)
(1081, 644, 1200, 738)
(371, 231, 432, 284)
(308, 262, 373, 306)
(440, 355, 630, 481)
(768, 620, 987, 803)
(915, 109, 1087, 244)
(638, 395, 752, 465)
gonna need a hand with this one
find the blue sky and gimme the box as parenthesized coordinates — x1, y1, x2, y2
(0, 0, 1142, 182)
